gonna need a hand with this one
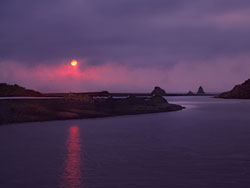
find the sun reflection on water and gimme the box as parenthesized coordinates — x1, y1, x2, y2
(60, 126, 82, 188)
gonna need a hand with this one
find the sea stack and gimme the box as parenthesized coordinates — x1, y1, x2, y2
(218, 79, 250, 99)
(197, 86, 205, 95)
(151, 86, 167, 96)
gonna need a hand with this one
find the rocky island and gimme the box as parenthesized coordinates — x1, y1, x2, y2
(197, 86, 205, 95)
(0, 84, 184, 125)
(151, 86, 167, 96)
(218, 79, 250, 99)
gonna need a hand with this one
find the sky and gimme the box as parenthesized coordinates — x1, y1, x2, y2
(1, 0, 250, 93)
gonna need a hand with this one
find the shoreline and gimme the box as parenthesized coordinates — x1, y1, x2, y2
(1, 106, 184, 126)
(0, 98, 184, 125)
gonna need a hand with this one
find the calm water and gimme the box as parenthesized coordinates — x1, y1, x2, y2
(1, 96, 250, 188)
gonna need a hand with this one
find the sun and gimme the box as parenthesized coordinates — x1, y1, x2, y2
(71, 60, 78, 67)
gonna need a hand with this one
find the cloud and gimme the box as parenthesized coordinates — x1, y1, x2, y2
(1, 55, 250, 93)
(1, 0, 250, 91)
(0, 60, 166, 92)
(1, 0, 250, 65)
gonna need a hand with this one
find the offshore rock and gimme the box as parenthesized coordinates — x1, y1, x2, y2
(197, 86, 205, 95)
(187, 91, 194, 95)
(151, 86, 167, 96)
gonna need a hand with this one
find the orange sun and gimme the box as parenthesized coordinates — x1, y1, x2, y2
(71, 60, 78, 67)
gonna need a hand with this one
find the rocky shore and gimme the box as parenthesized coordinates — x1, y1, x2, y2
(0, 95, 184, 125)
(218, 79, 250, 99)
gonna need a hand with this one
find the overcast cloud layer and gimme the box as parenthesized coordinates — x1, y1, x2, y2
(1, 0, 250, 92)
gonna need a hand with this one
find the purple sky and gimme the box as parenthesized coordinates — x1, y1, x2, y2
(1, 0, 250, 93)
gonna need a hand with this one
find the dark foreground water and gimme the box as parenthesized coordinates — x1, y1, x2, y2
(1, 96, 250, 188)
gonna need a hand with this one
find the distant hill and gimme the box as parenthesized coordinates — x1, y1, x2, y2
(218, 79, 250, 99)
(0, 83, 42, 97)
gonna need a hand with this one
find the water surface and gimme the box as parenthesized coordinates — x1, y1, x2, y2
(1, 96, 250, 188)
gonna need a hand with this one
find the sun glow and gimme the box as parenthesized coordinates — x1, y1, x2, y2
(71, 60, 78, 67)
